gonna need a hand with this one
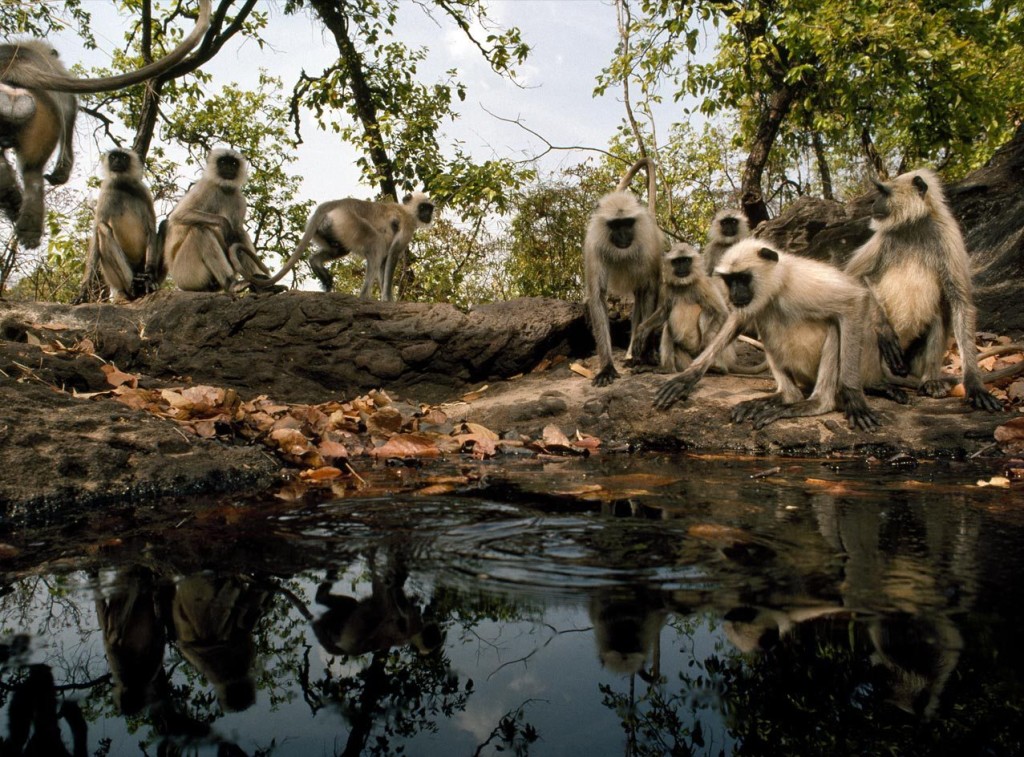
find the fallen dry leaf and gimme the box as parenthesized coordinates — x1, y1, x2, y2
(995, 417, 1024, 444)
(370, 433, 442, 459)
(458, 422, 499, 441)
(460, 384, 490, 402)
(318, 440, 350, 462)
(300, 466, 344, 481)
(977, 476, 1011, 488)
(415, 483, 457, 496)
(102, 364, 138, 389)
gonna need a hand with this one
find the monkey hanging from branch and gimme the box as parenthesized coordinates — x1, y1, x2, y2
(0, 0, 212, 249)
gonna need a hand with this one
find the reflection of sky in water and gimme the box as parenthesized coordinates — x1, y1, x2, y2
(2, 453, 1024, 754)
(1, 568, 735, 755)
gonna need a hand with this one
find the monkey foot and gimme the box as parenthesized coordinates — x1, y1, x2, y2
(0, 83, 36, 125)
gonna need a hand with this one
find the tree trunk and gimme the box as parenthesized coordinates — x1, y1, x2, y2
(812, 131, 833, 201)
(741, 84, 796, 227)
(308, 0, 398, 201)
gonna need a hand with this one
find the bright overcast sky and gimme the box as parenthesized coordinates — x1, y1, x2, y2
(53, 1, 686, 205)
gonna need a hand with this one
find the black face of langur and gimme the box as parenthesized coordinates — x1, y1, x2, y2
(607, 217, 636, 249)
(407, 194, 435, 226)
(718, 215, 740, 239)
(216, 153, 241, 182)
(720, 269, 758, 308)
(106, 149, 133, 175)
(668, 253, 694, 280)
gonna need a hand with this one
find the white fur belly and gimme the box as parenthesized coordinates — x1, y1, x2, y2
(764, 320, 827, 390)
(875, 261, 941, 344)
(668, 302, 702, 354)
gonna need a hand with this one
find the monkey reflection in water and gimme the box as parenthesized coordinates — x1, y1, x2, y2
(94, 566, 172, 716)
(170, 572, 272, 713)
(589, 589, 669, 682)
(312, 560, 443, 658)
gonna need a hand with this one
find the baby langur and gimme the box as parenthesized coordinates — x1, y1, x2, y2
(654, 239, 880, 431)
(162, 148, 276, 293)
(633, 243, 765, 374)
(845, 169, 1002, 412)
(263, 192, 434, 300)
(87, 148, 164, 302)
(703, 208, 750, 276)
(584, 157, 664, 386)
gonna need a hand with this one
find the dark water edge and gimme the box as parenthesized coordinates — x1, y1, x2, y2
(1, 452, 1024, 756)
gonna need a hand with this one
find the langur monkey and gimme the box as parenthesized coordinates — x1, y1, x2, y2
(703, 208, 750, 276)
(654, 239, 880, 431)
(845, 169, 1003, 412)
(633, 242, 766, 374)
(584, 157, 664, 386)
(162, 148, 277, 293)
(86, 148, 164, 303)
(0, 0, 211, 249)
(263, 192, 435, 300)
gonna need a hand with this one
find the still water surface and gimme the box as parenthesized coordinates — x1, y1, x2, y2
(2, 453, 1023, 755)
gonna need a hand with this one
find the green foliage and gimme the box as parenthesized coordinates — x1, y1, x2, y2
(0, 0, 93, 43)
(624, 0, 1024, 180)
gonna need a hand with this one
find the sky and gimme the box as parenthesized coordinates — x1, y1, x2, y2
(50, 0, 687, 207)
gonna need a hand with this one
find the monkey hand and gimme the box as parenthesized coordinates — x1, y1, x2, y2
(653, 373, 698, 410)
(731, 395, 782, 424)
(593, 363, 620, 387)
(838, 388, 881, 431)
(877, 330, 908, 377)
(133, 270, 159, 297)
(964, 381, 1004, 413)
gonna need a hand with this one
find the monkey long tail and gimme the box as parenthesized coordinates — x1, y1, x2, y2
(616, 157, 658, 215)
(24, 0, 211, 93)
(262, 222, 319, 286)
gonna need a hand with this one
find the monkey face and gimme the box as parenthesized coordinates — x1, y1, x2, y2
(722, 271, 755, 308)
(606, 217, 636, 249)
(668, 254, 693, 280)
(216, 154, 241, 181)
(871, 181, 893, 221)
(417, 202, 434, 225)
(719, 216, 739, 238)
(107, 150, 132, 174)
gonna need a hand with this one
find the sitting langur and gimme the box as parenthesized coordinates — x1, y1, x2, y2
(845, 169, 1002, 412)
(0, 1, 211, 249)
(263, 192, 435, 300)
(653, 239, 880, 431)
(584, 157, 664, 386)
(162, 148, 276, 292)
(633, 242, 766, 374)
(86, 148, 164, 302)
(703, 208, 750, 276)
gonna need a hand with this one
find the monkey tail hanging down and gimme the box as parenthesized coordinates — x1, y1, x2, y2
(583, 157, 665, 387)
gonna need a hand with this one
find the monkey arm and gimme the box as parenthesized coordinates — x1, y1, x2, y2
(587, 276, 619, 387)
(653, 312, 744, 410)
(632, 297, 670, 365)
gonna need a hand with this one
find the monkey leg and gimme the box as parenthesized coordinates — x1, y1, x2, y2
(594, 362, 620, 387)
(0, 154, 22, 223)
(309, 250, 335, 291)
(95, 224, 137, 301)
(14, 166, 45, 248)
(865, 383, 910, 405)
(0, 83, 36, 129)
(836, 386, 881, 431)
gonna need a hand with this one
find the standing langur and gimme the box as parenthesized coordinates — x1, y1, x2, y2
(0, 0, 211, 248)
(584, 157, 664, 386)
(262, 192, 434, 299)
(845, 169, 1002, 412)
(86, 148, 164, 302)
(653, 239, 880, 431)
(633, 242, 765, 373)
(162, 148, 276, 293)
(703, 208, 750, 276)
